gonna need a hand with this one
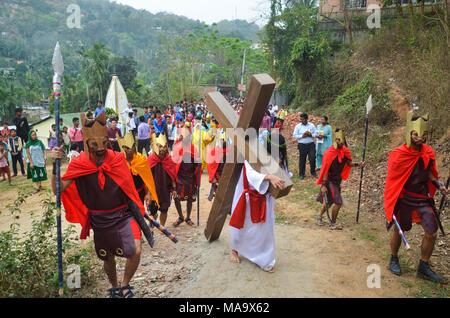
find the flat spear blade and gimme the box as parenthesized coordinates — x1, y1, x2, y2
(366, 94, 373, 115)
(52, 42, 64, 77)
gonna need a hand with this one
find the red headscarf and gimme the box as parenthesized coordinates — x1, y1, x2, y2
(148, 152, 177, 182)
(61, 150, 145, 240)
(384, 143, 438, 221)
(317, 145, 353, 185)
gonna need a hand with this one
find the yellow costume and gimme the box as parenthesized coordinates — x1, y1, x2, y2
(118, 132, 160, 207)
(192, 124, 215, 170)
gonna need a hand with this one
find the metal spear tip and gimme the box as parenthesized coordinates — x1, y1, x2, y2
(366, 94, 373, 115)
(52, 42, 64, 76)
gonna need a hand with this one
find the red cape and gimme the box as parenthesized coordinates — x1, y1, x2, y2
(61, 150, 145, 240)
(207, 144, 228, 184)
(384, 143, 438, 221)
(317, 146, 353, 185)
(148, 152, 177, 182)
(172, 140, 201, 186)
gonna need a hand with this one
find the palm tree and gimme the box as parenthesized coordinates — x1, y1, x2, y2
(80, 42, 111, 103)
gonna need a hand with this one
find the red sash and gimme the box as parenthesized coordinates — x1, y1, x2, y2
(229, 165, 267, 229)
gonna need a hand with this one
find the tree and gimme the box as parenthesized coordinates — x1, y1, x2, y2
(80, 42, 111, 102)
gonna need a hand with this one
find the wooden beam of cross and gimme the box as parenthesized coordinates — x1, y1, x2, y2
(204, 74, 293, 242)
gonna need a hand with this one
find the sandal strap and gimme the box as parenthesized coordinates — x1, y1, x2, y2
(108, 287, 123, 298)
(120, 285, 135, 298)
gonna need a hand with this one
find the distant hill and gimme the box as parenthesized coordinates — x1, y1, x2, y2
(0, 0, 260, 82)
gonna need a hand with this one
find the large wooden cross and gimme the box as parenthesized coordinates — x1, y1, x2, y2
(204, 74, 293, 242)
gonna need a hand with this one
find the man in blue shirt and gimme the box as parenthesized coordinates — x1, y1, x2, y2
(293, 113, 318, 180)
(153, 110, 166, 136)
(143, 107, 151, 123)
(94, 101, 106, 118)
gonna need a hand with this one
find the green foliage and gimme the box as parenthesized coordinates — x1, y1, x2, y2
(0, 190, 98, 298)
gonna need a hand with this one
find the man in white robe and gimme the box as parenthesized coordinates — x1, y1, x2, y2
(230, 161, 286, 273)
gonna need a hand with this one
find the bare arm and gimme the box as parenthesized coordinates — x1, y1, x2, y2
(264, 174, 286, 190)
(429, 170, 448, 195)
(50, 146, 74, 194)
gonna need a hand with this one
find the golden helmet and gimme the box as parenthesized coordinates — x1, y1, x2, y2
(332, 126, 347, 148)
(405, 110, 429, 147)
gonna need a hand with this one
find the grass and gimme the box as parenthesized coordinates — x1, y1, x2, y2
(275, 214, 287, 224)
(414, 281, 449, 298)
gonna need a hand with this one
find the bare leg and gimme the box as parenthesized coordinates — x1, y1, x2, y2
(159, 212, 168, 227)
(420, 225, 437, 263)
(390, 227, 402, 257)
(230, 250, 240, 263)
(122, 239, 141, 286)
(332, 204, 341, 224)
(186, 198, 193, 220)
(103, 254, 119, 288)
(318, 203, 327, 218)
(174, 198, 184, 219)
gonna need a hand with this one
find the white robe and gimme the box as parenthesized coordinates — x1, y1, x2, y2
(230, 161, 276, 271)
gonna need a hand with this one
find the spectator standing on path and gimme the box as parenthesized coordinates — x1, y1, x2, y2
(48, 124, 57, 151)
(137, 116, 151, 156)
(13, 108, 30, 144)
(293, 113, 318, 180)
(108, 119, 122, 152)
(94, 101, 106, 118)
(25, 130, 47, 193)
(133, 109, 139, 129)
(121, 103, 134, 119)
(8, 129, 26, 177)
(261, 111, 272, 130)
(69, 117, 84, 152)
(277, 106, 288, 124)
(0, 141, 13, 186)
(143, 106, 151, 124)
(316, 116, 333, 171)
(153, 110, 166, 137)
(127, 112, 137, 137)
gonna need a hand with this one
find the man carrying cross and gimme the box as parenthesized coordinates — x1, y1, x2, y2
(204, 74, 292, 273)
(229, 161, 286, 272)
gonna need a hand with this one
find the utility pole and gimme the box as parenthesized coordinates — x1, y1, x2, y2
(240, 48, 247, 98)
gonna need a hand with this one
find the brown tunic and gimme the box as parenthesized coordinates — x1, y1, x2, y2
(316, 156, 350, 206)
(75, 171, 137, 260)
(177, 161, 198, 201)
(390, 158, 437, 234)
(151, 162, 173, 210)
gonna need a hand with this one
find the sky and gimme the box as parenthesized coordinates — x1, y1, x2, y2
(112, 0, 269, 26)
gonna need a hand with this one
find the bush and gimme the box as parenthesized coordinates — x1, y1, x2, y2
(0, 190, 99, 298)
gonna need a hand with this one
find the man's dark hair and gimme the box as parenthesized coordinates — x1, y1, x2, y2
(15, 108, 23, 113)
(72, 117, 79, 123)
(322, 116, 328, 122)
(10, 128, 16, 132)
(155, 110, 161, 114)
(133, 109, 138, 113)
(1, 122, 8, 126)
(98, 100, 103, 104)
(128, 112, 133, 118)
(300, 113, 308, 120)
(70, 143, 79, 151)
(144, 106, 149, 110)
(139, 116, 145, 123)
